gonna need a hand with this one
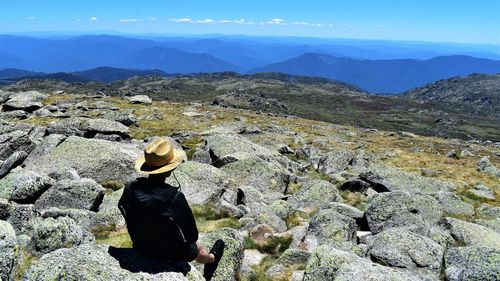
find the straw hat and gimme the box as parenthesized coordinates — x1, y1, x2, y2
(135, 138, 186, 174)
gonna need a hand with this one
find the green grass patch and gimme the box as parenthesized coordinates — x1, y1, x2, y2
(14, 249, 37, 281)
(96, 231, 133, 248)
(284, 211, 310, 228)
(340, 190, 367, 211)
(192, 205, 241, 233)
(91, 224, 117, 240)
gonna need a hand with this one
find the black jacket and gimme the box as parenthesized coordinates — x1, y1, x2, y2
(118, 178, 199, 261)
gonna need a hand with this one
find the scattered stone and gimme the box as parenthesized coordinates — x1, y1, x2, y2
(0, 220, 18, 281)
(442, 217, 500, 248)
(466, 183, 495, 200)
(23, 134, 66, 166)
(446, 150, 459, 159)
(433, 191, 474, 218)
(48, 117, 130, 139)
(26, 136, 141, 183)
(365, 191, 442, 234)
(460, 149, 474, 157)
(128, 95, 152, 104)
(339, 179, 371, 193)
(0, 150, 28, 178)
(398, 131, 418, 138)
(182, 111, 205, 117)
(476, 203, 500, 220)
(243, 249, 266, 267)
(477, 156, 500, 177)
(221, 156, 289, 193)
(317, 150, 354, 175)
(369, 228, 443, 270)
(3, 91, 47, 112)
(35, 178, 105, 211)
(304, 246, 421, 281)
(24, 244, 198, 280)
(195, 228, 244, 281)
(327, 202, 364, 219)
(165, 161, 226, 206)
(291, 180, 342, 210)
(0, 170, 54, 203)
(305, 209, 356, 247)
(445, 246, 500, 281)
(29, 216, 94, 254)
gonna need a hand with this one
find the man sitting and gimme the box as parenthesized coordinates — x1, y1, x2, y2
(118, 138, 224, 280)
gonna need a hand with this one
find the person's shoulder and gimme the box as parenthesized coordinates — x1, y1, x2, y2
(125, 177, 147, 190)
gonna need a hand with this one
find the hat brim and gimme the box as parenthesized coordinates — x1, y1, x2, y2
(135, 148, 186, 174)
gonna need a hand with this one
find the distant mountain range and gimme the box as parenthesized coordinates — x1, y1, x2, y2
(402, 73, 500, 119)
(1, 35, 500, 93)
(251, 54, 500, 93)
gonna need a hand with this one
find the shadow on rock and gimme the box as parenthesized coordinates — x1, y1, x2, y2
(107, 247, 191, 275)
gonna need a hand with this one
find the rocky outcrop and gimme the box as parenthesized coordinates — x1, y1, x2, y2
(48, 117, 130, 139)
(290, 180, 343, 210)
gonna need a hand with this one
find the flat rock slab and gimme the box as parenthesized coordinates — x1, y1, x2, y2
(24, 244, 203, 281)
(26, 136, 141, 184)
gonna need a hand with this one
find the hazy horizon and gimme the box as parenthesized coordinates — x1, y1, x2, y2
(1, 0, 499, 45)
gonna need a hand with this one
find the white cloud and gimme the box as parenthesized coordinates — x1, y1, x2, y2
(233, 19, 246, 24)
(292, 21, 309, 25)
(89, 16, 98, 21)
(25, 17, 36, 21)
(219, 19, 232, 23)
(149, 17, 157, 21)
(119, 18, 138, 23)
(170, 17, 192, 23)
(198, 18, 215, 24)
(268, 18, 285, 25)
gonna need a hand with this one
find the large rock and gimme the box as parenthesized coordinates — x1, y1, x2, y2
(365, 191, 442, 234)
(432, 191, 474, 218)
(3, 91, 47, 112)
(0, 150, 28, 178)
(0, 130, 35, 160)
(92, 189, 126, 230)
(221, 156, 289, 193)
(24, 244, 202, 280)
(360, 164, 456, 193)
(195, 228, 245, 281)
(445, 246, 500, 281)
(23, 134, 66, 166)
(48, 117, 130, 139)
(0, 170, 54, 203)
(204, 134, 274, 165)
(165, 161, 226, 206)
(128, 95, 152, 104)
(0, 220, 18, 281)
(442, 217, 500, 248)
(369, 228, 443, 270)
(291, 180, 343, 210)
(0, 201, 37, 234)
(29, 216, 94, 254)
(304, 245, 421, 281)
(317, 150, 354, 175)
(305, 209, 356, 249)
(35, 178, 105, 211)
(26, 136, 141, 183)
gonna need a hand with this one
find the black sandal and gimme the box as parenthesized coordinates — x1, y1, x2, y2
(203, 239, 225, 281)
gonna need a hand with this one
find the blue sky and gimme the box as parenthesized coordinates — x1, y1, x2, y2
(1, 0, 499, 44)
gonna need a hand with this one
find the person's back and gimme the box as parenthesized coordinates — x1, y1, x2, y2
(119, 177, 199, 261)
(118, 138, 224, 280)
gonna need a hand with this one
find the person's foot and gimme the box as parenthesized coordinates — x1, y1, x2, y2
(203, 239, 225, 281)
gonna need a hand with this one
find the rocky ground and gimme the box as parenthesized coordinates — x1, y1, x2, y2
(0, 89, 499, 281)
